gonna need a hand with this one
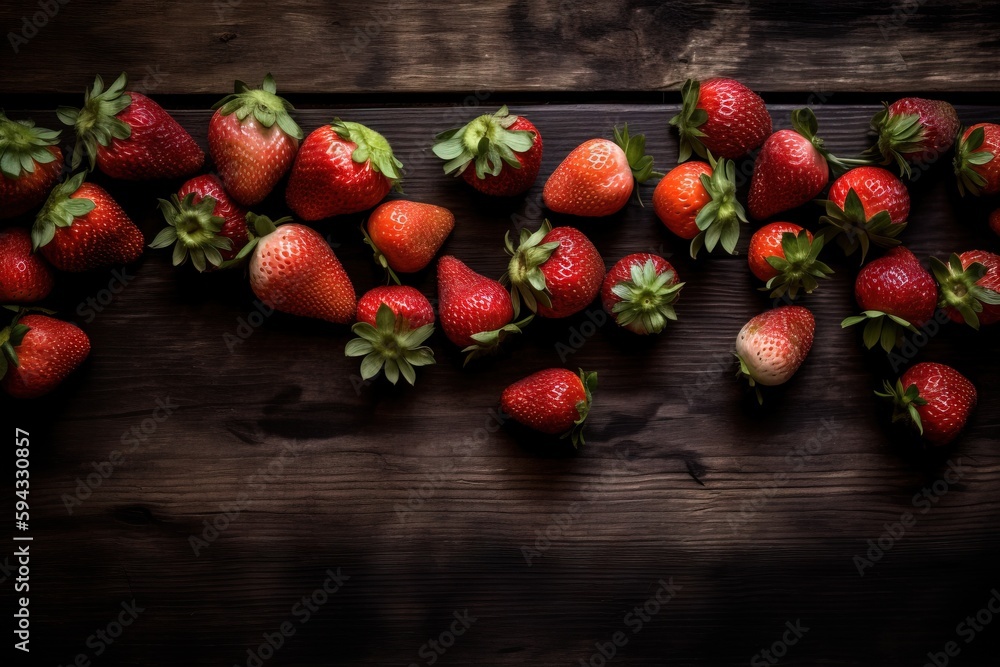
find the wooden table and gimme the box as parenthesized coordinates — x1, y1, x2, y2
(2, 2, 999, 665)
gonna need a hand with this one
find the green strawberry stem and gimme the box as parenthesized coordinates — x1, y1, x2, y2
(360, 224, 400, 286)
(953, 126, 995, 197)
(431, 105, 536, 178)
(874, 378, 928, 436)
(462, 314, 533, 367)
(0, 111, 61, 179)
(612, 124, 661, 206)
(212, 73, 303, 140)
(818, 187, 906, 263)
(31, 172, 96, 251)
(867, 103, 925, 178)
(762, 231, 834, 299)
(56, 72, 133, 171)
(930, 253, 1000, 330)
(345, 303, 435, 386)
(0, 308, 31, 380)
(668, 78, 710, 163)
(791, 108, 873, 176)
(610, 259, 685, 334)
(149, 193, 233, 272)
(216, 212, 288, 270)
(690, 153, 746, 259)
(733, 354, 765, 405)
(332, 119, 403, 189)
(503, 219, 560, 315)
(564, 369, 598, 448)
(841, 310, 920, 354)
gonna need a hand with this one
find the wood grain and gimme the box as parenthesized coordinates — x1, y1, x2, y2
(5, 103, 1000, 666)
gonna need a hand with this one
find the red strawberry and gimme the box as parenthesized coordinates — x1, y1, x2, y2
(820, 166, 910, 261)
(931, 250, 1000, 329)
(32, 173, 144, 271)
(876, 362, 976, 445)
(504, 220, 604, 318)
(954, 123, 1000, 196)
(500, 368, 597, 447)
(990, 208, 1000, 237)
(432, 106, 542, 197)
(240, 213, 356, 324)
(437, 255, 528, 363)
(362, 200, 455, 282)
(57, 73, 203, 179)
(868, 98, 960, 176)
(346, 285, 435, 385)
(286, 120, 402, 221)
(542, 125, 656, 217)
(747, 223, 832, 299)
(149, 174, 248, 271)
(0, 227, 55, 303)
(1, 313, 90, 399)
(0, 112, 63, 219)
(735, 305, 815, 402)
(601, 253, 683, 334)
(653, 155, 746, 258)
(209, 74, 303, 206)
(842, 246, 937, 352)
(669, 77, 772, 161)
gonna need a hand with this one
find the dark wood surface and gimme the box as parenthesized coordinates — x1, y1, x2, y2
(3, 102, 1000, 665)
(3, 0, 1000, 94)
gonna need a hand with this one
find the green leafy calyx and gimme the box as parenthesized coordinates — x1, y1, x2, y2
(332, 119, 403, 186)
(345, 303, 435, 386)
(818, 187, 906, 263)
(930, 253, 1000, 330)
(689, 153, 747, 259)
(503, 219, 560, 316)
(0, 111, 61, 179)
(874, 379, 928, 436)
(149, 193, 233, 272)
(868, 103, 925, 178)
(212, 73, 303, 141)
(762, 231, 834, 300)
(841, 309, 919, 354)
(953, 126, 995, 197)
(610, 259, 684, 334)
(564, 369, 598, 448)
(57, 72, 133, 171)
(668, 78, 710, 163)
(432, 105, 536, 179)
(31, 172, 94, 251)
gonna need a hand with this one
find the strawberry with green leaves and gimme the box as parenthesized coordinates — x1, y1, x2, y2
(747, 223, 832, 299)
(209, 74, 303, 206)
(362, 200, 454, 283)
(954, 123, 1000, 196)
(0, 227, 54, 303)
(0, 112, 63, 219)
(601, 253, 683, 334)
(345, 286, 435, 385)
(876, 362, 976, 445)
(32, 173, 144, 272)
(819, 166, 910, 261)
(931, 250, 1000, 329)
(432, 106, 542, 197)
(286, 120, 402, 221)
(735, 305, 815, 403)
(57, 73, 204, 179)
(1, 311, 90, 399)
(669, 77, 771, 162)
(868, 98, 960, 177)
(501, 368, 597, 447)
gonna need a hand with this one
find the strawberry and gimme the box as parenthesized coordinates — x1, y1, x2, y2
(820, 166, 910, 261)
(653, 155, 746, 258)
(669, 77, 772, 162)
(841, 246, 937, 352)
(0, 112, 63, 219)
(149, 174, 248, 271)
(735, 305, 815, 403)
(1, 312, 90, 399)
(345, 285, 435, 385)
(286, 120, 402, 221)
(209, 74, 303, 206)
(432, 106, 542, 197)
(875, 362, 976, 445)
(990, 208, 1000, 237)
(930, 250, 1000, 329)
(437, 255, 529, 363)
(500, 368, 597, 447)
(747, 223, 832, 299)
(601, 253, 683, 334)
(542, 125, 656, 217)
(362, 200, 455, 283)
(57, 73, 203, 179)
(32, 173, 144, 271)
(0, 227, 55, 303)
(504, 219, 604, 318)
(234, 213, 356, 323)
(868, 98, 960, 176)
(954, 123, 1000, 196)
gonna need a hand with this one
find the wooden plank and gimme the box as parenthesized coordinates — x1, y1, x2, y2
(6, 103, 1000, 665)
(2, 1, 1000, 94)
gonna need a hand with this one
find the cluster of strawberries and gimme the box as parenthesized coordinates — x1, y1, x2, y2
(1, 74, 998, 447)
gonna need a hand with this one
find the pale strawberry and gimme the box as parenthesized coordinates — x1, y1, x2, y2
(735, 305, 815, 402)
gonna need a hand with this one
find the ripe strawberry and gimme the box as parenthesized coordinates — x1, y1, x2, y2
(32, 173, 144, 271)
(601, 253, 683, 334)
(0, 227, 54, 303)
(653, 155, 746, 258)
(542, 125, 656, 217)
(990, 208, 1000, 237)
(286, 120, 402, 221)
(345, 286, 435, 385)
(820, 166, 910, 261)
(669, 77, 772, 162)
(747, 223, 832, 299)
(842, 247, 937, 352)
(1, 313, 90, 399)
(931, 250, 1000, 329)
(437, 255, 528, 363)
(875, 362, 976, 445)
(504, 219, 604, 318)
(954, 123, 1000, 196)
(362, 200, 455, 282)
(209, 74, 303, 206)
(0, 112, 63, 219)
(149, 174, 248, 271)
(237, 213, 356, 323)
(432, 106, 542, 197)
(57, 73, 203, 179)
(868, 98, 960, 176)
(734, 305, 815, 403)
(500, 368, 597, 447)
